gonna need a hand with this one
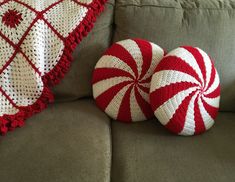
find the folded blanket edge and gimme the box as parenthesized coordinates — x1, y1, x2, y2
(0, 0, 108, 135)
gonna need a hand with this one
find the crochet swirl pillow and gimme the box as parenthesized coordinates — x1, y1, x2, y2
(92, 39, 164, 122)
(0, 0, 107, 135)
(150, 46, 220, 135)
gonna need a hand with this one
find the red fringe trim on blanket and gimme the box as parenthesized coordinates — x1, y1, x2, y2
(0, 0, 108, 135)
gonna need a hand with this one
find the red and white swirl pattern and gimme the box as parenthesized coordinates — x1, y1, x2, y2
(92, 39, 164, 122)
(150, 46, 220, 135)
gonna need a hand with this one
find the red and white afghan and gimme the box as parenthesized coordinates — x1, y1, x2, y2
(92, 39, 164, 122)
(0, 0, 107, 135)
(150, 46, 220, 135)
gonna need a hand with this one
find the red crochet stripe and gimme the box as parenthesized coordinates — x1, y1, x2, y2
(0, 0, 108, 135)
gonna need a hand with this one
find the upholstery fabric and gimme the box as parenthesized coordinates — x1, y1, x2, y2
(53, 1, 115, 102)
(111, 112, 235, 182)
(0, 100, 111, 182)
(114, 0, 235, 111)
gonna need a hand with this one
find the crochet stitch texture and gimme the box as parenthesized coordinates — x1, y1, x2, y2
(92, 39, 165, 122)
(0, 0, 107, 135)
(150, 46, 220, 135)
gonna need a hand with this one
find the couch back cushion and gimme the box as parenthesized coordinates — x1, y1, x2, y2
(114, 0, 235, 111)
(53, 1, 114, 102)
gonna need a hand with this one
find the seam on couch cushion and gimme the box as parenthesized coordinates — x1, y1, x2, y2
(116, 4, 235, 11)
(115, 0, 235, 11)
(108, 116, 113, 182)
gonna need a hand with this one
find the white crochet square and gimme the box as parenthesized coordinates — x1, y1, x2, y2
(76, 0, 94, 4)
(0, 36, 14, 70)
(44, 0, 88, 37)
(18, 0, 59, 11)
(21, 20, 64, 76)
(0, 1, 36, 44)
(0, 53, 43, 106)
(0, 92, 19, 116)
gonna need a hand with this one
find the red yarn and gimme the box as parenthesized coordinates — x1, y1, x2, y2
(92, 39, 165, 122)
(0, 0, 107, 135)
(150, 46, 220, 136)
(2, 9, 23, 28)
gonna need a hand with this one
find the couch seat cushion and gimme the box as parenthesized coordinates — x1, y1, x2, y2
(0, 99, 111, 182)
(111, 112, 235, 182)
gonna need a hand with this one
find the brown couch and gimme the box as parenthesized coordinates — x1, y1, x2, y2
(0, 0, 235, 182)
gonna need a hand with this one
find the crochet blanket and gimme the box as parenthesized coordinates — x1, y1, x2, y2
(0, 0, 107, 135)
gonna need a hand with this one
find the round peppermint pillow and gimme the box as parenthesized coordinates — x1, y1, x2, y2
(150, 46, 220, 135)
(92, 39, 165, 122)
